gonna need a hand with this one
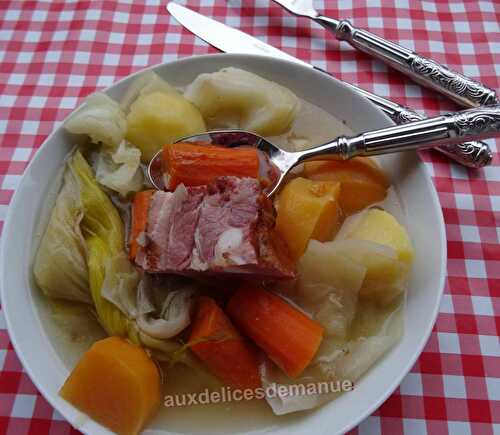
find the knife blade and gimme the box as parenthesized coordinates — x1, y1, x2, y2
(165, 2, 492, 168)
(167, 2, 309, 68)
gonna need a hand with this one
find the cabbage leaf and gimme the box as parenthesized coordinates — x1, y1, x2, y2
(295, 239, 366, 339)
(64, 93, 127, 148)
(184, 67, 299, 136)
(95, 140, 144, 197)
(136, 279, 195, 340)
(86, 235, 130, 337)
(33, 164, 90, 304)
(69, 150, 124, 253)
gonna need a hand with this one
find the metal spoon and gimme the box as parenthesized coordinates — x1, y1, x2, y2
(166, 2, 493, 168)
(148, 105, 500, 196)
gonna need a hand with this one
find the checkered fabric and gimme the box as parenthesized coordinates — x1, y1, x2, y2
(0, 0, 498, 434)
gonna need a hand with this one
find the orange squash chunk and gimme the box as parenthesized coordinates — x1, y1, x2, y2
(304, 157, 390, 216)
(60, 336, 161, 435)
(276, 177, 341, 259)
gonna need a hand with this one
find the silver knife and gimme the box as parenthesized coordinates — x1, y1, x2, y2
(272, 0, 497, 108)
(166, 2, 492, 168)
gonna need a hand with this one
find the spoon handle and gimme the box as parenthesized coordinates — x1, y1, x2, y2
(296, 105, 500, 162)
(342, 82, 492, 168)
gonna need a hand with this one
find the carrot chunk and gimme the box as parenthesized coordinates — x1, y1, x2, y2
(163, 142, 259, 190)
(59, 336, 161, 435)
(189, 296, 261, 390)
(227, 285, 324, 378)
(129, 190, 154, 260)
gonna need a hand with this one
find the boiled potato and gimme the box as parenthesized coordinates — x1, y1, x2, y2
(331, 209, 414, 305)
(304, 157, 390, 215)
(126, 91, 206, 162)
(276, 177, 341, 259)
(344, 208, 414, 264)
(184, 67, 299, 136)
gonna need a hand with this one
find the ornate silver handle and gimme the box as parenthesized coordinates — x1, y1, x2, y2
(340, 81, 493, 168)
(385, 106, 493, 168)
(359, 105, 500, 156)
(387, 106, 493, 168)
(316, 16, 498, 108)
(295, 105, 500, 162)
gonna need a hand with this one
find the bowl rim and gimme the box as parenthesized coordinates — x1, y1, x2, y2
(0, 52, 447, 435)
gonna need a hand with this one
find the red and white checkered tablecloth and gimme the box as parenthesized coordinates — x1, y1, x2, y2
(0, 0, 498, 434)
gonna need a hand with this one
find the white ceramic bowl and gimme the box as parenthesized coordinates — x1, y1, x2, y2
(0, 54, 446, 435)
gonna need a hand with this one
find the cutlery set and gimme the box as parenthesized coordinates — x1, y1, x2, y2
(166, 2, 498, 169)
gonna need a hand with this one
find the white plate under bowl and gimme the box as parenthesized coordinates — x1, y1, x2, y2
(0, 54, 446, 435)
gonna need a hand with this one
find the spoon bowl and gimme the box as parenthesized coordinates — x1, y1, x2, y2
(147, 129, 292, 196)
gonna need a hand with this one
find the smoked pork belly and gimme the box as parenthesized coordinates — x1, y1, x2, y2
(136, 177, 295, 279)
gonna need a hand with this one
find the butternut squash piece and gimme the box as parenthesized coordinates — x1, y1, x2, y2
(304, 157, 389, 215)
(276, 177, 341, 259)
(60, 336, 161, 435)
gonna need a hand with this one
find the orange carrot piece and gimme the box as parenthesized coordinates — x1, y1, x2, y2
(163, 142, 259, 190)
(227, 285, 324, 378)
(189, 296, 261, 390)
(129, 190, 154, 261)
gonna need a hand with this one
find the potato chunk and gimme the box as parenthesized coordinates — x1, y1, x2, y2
(60, 336, 161, 435)
(331, 209, 414, 305)
(304, 157, 389, 215)
(126, 91, 206, 162)
(276, 177, 341, 259)
(344, 208, 414, 264)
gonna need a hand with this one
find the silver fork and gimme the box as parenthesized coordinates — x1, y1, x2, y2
(272, 0, 497, 108)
